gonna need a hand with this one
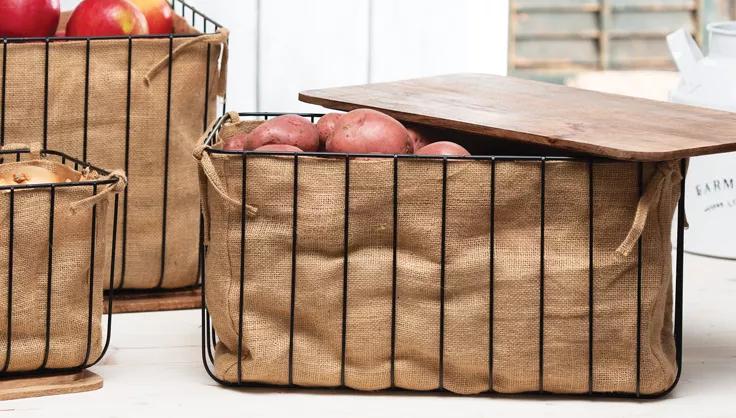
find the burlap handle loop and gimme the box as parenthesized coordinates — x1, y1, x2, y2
(616, 161, 682, 256)
(69, 170, 128, 214)
(144, 29, 230, 96)
(1, 142, 43, 159)
(193, 143, 258, 217)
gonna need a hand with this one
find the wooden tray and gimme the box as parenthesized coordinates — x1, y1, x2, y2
(105, 288, 202, 314)
(0, 370, 102, 401)
(299, 73, 736, 162)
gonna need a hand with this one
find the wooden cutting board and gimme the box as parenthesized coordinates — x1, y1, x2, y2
(299, 73, 736, 161)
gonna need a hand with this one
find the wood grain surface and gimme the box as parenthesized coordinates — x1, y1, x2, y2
(0, 371, 102, 401)
(105, 288, 202, 314)
(299, 73, 736, 161)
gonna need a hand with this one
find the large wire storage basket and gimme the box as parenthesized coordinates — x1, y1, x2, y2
(0, 0, 226, 293)
(199, 112, 686, 399)
(0, 147, 119, 378)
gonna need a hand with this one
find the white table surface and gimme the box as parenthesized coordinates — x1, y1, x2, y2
(3, 253, 735, 418)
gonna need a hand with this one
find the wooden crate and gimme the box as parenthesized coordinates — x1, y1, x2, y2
(509, 0, 734, 83)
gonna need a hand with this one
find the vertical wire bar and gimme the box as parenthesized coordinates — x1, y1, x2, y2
(539, 158, 546, 393)
(157, 35, 174, 289)
(390, 156, 399, 388)
(41, 186, 56, 369)
(1, 40, 7, 147)
(42, 40, 50, 149)
(119, 37, 133, 290)
(237, 153, 247, 385)
(197, 40, 211, 290)
(82, 39, 91, 161)
(287, 154, 299, 386)
(102, 194, 119, 355)
(340, 156, 350, 387)
(82, 184, 98, 367)
(588, 160, 594, 395)
(203, 45, 211, 132)
(488, 158, 496, 393)
(439, 158, 448, 390)
(674, 160, 686, 376)
(636, 162, 643, 397)
(3, 189, 14, 372)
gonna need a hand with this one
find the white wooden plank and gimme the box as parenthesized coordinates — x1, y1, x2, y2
(369, 0, 509, 82)
(258, 0, 371, 112)
(179, 0, 258, 112)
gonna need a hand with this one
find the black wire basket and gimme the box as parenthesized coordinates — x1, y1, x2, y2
(0, 147, 120, 378)
(0, 0, 226, 293)
(199, 112, 686, 399)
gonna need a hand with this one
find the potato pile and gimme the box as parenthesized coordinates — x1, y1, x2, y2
(223, 109, 470, 156)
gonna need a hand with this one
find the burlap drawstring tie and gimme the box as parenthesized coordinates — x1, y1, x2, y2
(144, 28, 230, 97)
(69, 170, 128, 214)
(193, 142, 259, 217)
(616, 161, 683, 257)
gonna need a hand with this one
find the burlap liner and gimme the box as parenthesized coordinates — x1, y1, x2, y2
(0, 144, 126, 372)
(0, 12, 227, 290)
(196, 118, 681, 395)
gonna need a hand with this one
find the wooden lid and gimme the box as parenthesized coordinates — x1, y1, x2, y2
(299, 73, 736, 161)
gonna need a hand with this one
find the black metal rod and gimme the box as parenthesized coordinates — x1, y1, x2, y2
(488, 158, 496, 393)
(81, 184, 98, 367)
(287, 154, 299, 385)
(1, 40, 6, 147)
(439, 158, 448, 390)
(237, 153, 247, 385)
(636, 163, 643, 397)
(156, 35, 174, 289)
(390, 156, 399, 388)
(42, 40, 50, 149)
(674, 160, 686, 378)
(588, 160, 594, 395)
(82, 39, 91, 161)
(539, 158, 546, 393)
(40, 186, 56, 369)
(3, 189, 14, 372)
(340, 156, 350, 387)
(118, 36, 133, 290)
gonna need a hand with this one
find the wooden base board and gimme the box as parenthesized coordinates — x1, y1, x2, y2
(0, 370, 102, 401)
(105, 288, 202, 314)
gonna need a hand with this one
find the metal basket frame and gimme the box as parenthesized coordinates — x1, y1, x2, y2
(0, 0, 225, 292)
(200, 112, 686, 399)
(0, 148, 119, 379)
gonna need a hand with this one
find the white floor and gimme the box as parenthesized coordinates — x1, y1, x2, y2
(3, 253, 735, 418)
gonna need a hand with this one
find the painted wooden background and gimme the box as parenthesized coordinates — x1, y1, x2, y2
(61, 0, 510, 112)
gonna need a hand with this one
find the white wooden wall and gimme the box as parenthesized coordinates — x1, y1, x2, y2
(62, 0, 509, 112)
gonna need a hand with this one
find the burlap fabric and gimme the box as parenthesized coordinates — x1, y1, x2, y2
(0, 13, 227, 290)
(196, 117, 681, 395)
(0, 144, 126, 372)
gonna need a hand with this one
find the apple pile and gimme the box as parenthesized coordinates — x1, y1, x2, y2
(223, 110, 471, 157)
(0, 0, 174, 38)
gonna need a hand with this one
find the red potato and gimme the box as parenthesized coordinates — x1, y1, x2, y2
(223, 133, 247, 151)
(316, 113, 342, 147)
(415, 141, 470, 157)
(327, 109, 412, 154)
(254, 144, 302, 153)
(248, 114, 319, 152)
(407, 126, 433, 152)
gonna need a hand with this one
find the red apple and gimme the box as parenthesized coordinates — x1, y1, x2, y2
(66, 0, 149, 37)
(0, 0, 60, 38)
(129, 0, 174, 34)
